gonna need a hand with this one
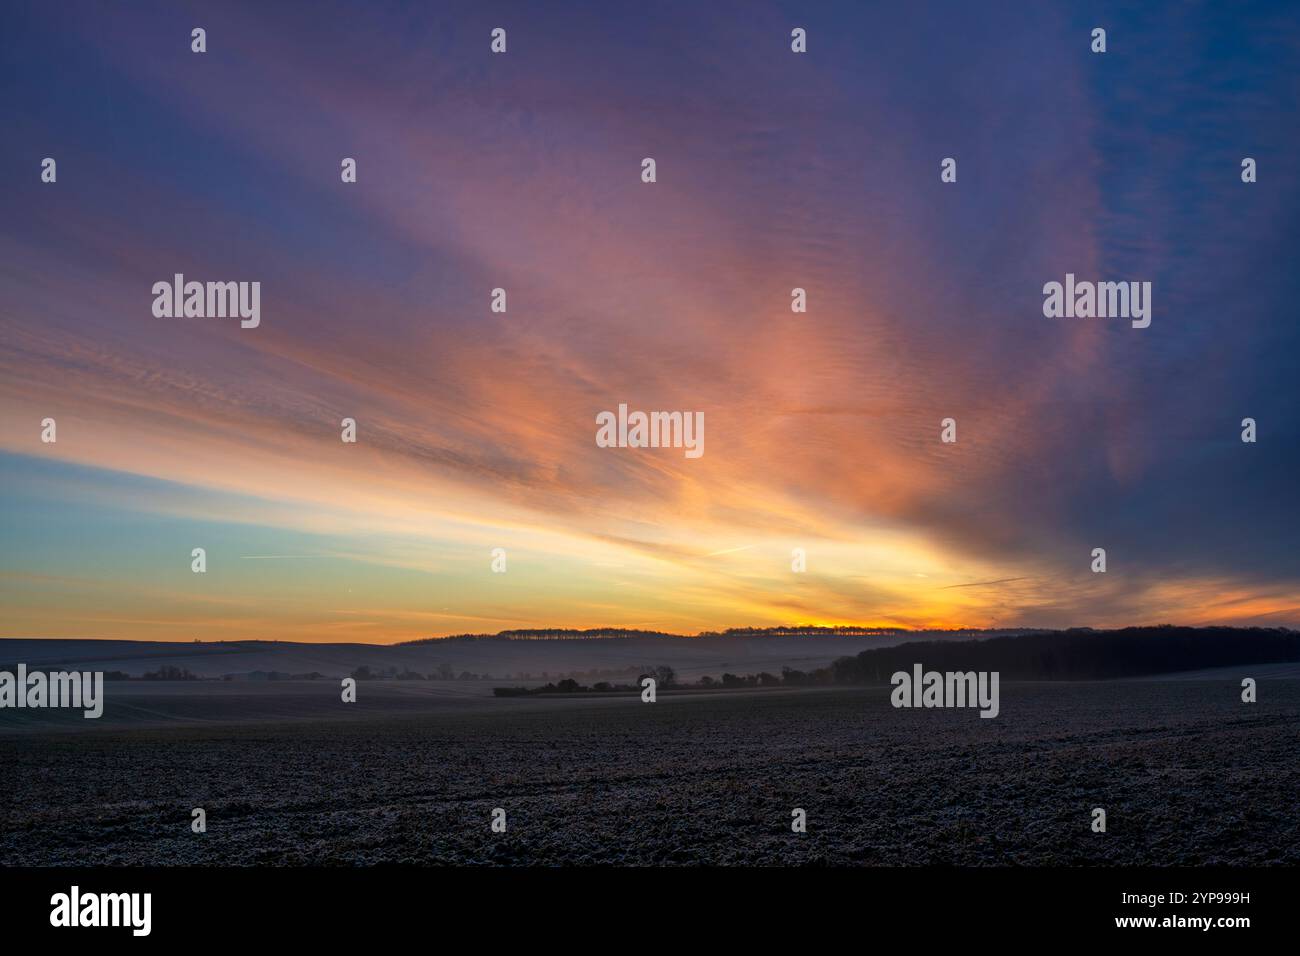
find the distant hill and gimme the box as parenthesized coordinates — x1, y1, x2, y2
(0, 628, 995, 681)
(397, 625, 1049, 643)
(1, 626, 1295, 683)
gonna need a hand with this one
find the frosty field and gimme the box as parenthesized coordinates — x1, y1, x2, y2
(2, 679, 1296, 866)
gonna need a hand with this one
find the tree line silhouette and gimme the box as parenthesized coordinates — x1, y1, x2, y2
(490, 626, 1299, 694)
(807, 626, 1298, 683)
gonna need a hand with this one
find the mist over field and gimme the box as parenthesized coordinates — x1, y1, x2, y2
(0, 630, 940, 684)
(4, 625, 1295, 684)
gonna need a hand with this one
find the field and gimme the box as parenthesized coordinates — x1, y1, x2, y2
(2, 678, 1297, 865)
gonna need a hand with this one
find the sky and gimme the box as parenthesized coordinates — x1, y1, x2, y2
(2, 1, 1299, 642)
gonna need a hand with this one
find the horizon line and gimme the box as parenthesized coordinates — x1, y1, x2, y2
(2, 621, 1298, 648)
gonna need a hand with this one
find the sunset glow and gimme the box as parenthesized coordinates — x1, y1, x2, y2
(3, 2, 1298, 641)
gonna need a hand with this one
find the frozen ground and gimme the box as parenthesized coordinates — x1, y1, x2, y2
(1, 679, 1296, 865)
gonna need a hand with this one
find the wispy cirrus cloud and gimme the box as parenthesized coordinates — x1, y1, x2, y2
(1, 1, 1297, 640)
